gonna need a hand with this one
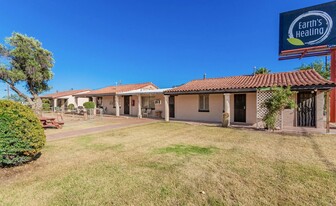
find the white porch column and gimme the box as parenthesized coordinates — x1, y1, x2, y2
(164, 95, 170, 122)
(74, 97, 78, 107)
(53, 99, 57, 111)
(224, 94, 231, 126)
(115, 95, 120, 117)
(137, 95, 142, 118)
(92, 97, 97, 116)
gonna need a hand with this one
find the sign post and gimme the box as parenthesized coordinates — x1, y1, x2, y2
(331, 49, 336, 122)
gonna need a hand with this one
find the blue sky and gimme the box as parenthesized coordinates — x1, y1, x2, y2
(0, 0, 332, 97)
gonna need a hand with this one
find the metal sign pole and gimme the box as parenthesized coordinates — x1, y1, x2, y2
(331, 49, 336, 122)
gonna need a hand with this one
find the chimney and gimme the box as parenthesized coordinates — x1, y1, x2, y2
(203, 73, 206, 80)
(56, 90, 58, 93)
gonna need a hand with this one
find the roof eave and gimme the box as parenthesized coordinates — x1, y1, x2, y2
(164, 84, 336, 95)
(164, 88, 257, 95)
(75, 92, 117, 97)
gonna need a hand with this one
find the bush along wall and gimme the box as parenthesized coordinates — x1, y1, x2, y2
(83, 101, 95, 109)
(0, 100, 46, 167)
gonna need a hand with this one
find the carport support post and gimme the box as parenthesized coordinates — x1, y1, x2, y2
(224, 93, 231, 126)
(115, 95, 120, 117)
(137, 95, 142, 118)
(164, 95, 170, 122)
(92, 97, 97, 116)
(53, 99, 57, 112)
(74, 97, 78, 107)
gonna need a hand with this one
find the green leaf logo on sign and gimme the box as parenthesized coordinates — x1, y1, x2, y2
(287, 38, 304, 46)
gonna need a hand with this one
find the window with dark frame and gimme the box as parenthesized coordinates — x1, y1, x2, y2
(199, 94, 209, 112)
(112, 96, 116, 108)
(141, 96, 155, 110)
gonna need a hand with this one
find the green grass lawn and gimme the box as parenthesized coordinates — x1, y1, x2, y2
(1, 122, 336, 205)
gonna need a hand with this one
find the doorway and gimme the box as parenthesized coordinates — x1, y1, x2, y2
(169, 96, 175, 118)
(297, 92, 316, 127)
(124, 96, 130, 115)
(234, 94, 246, 122)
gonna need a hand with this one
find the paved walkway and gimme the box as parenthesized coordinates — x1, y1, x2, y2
(47, 118, 158, 141)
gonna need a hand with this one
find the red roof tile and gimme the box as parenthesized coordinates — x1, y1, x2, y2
(166, 69, 334, 94)
(42, 89, 91, 98)
(78, 82, 158, 96)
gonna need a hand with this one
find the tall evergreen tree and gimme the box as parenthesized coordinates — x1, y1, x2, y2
(0, 33, 54, 110)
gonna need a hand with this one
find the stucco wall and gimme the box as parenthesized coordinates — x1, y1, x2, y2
(61, 95, 88, 107)
(282, 94, 297, 127)
(174, 94, 223, 122)
(101, 96, 115, 114)
(130, 95, 139, 116)
(75, 91, 91, 107)
(315, 91, 325, 128)
(76, 97, 89, 107)
(174, 93, 257, 124)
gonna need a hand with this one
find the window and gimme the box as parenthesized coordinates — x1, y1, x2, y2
(111, 96, 115, 107)
(97, 97, 103, 107)
(199, 94, 209, 112)
(142, 96, 155, 109)
(111, 96, 122, 108)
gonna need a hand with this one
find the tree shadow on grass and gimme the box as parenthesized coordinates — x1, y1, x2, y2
(0, 152, 42, 168)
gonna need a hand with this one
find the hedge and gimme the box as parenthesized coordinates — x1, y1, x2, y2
(0, 100, 46, 166)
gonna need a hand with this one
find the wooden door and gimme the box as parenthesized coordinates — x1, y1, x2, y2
(297, 92, 316, 127)
(234, 94, 246, 122)
(169, 96, 175, 118)
(124, 96, 130, 115)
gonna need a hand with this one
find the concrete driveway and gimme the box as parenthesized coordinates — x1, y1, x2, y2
(46, 116, 158, 141)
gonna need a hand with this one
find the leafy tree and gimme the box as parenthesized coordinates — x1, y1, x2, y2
(298, 59, 330, 79)
(255, 67, 271, 74)
(83, 101, 95, 109)
(68, 103, 75, 110)
(263, 87, 296, 131)
(0, 33, 54, 110)
(2, 93, 26, 103)
(42, 99, 51, 111)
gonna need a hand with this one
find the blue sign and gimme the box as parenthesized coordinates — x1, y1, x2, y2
(279, 1, 336, 53)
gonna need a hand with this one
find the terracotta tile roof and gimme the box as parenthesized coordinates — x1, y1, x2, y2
(165, 69, 335, 94)
(78, 82, 158, 96)
(42, 89, 91, 99)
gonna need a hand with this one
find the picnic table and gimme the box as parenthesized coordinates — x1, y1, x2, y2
(40, 117, 64, 129)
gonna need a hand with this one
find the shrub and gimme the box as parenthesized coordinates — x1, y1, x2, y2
(68, 103, 75, 110)
(263, 87, 296, 130)
(42, 103, 51, 111)
(83, 101, 95, 109)
(42, 99, 51, 111)
(42, 99, 50, 104)
(0, 100, 46, 167)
